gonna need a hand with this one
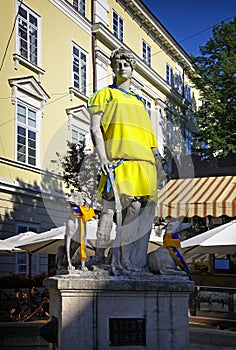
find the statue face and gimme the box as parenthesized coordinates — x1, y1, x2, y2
(112, 59, 133, 84)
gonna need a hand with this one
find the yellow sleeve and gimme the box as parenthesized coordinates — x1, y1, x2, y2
(87, 88, 112, 115)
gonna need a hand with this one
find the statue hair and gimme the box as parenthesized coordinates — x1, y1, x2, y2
(110, 47, 136, 70)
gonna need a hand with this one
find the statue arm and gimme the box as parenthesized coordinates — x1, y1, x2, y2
(151, 147, 159, 157)
(90, 111, 110, 174)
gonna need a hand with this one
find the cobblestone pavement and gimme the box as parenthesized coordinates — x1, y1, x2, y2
(190, 344, 236, 349)
(190, 326, 236, 349)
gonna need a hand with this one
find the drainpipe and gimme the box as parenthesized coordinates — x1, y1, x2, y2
(91, 0, 97, 92)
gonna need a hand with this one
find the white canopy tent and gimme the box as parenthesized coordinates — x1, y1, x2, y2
(0, 240, 22, 253)
(3, 220, 114, 255)
(181, 220, 236, 255)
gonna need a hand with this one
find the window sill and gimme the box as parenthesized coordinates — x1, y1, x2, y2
(143, 59, 151, 68)
(69, 87, 88, 102)
(13, 54, 45, 82)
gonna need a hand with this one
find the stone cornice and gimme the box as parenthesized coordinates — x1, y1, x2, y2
(0, 157, 62, 181)
(0, 176, 66, 201)
(118, 0, 193, 69)
(49, 0, 91, 34)
(92, 22, 177, 98)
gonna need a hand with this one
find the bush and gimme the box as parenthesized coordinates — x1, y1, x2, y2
(0, 272, 53, 289)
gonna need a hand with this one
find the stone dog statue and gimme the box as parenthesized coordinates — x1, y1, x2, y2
(56, 192, 96, 272)
(147, 232, 189, 276)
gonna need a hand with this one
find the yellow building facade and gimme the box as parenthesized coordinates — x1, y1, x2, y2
(0, 0, 200, 276)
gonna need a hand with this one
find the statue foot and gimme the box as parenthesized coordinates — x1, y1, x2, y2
(111, 263, 125, 276)
(68, 265, 76, 274)
(81, 261, 88, 271)
(122, 260, 140, 272)
(87, 255, 105, 267)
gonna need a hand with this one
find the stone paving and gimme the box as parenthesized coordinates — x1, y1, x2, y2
(190, 326, 236, 349)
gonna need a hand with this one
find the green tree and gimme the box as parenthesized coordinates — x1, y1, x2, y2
(58, 141, 100, 204)
(189, 16, 236, 159)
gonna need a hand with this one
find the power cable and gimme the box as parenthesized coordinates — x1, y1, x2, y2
(151, 15, 235, 58)
(179, 15, 235, 44)
(0, 0, 24, 72)
(0, 4, 234, 103)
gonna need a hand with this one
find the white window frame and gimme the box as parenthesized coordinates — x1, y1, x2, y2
(185, 128, 193, 155)
(166, 64, 174, 87)
(9, 77, 49, 169)
(142, 96, 152, 119)
(142, 40, 151, 67)
(112, 10, 124, 41)
(175, 64, 183, 95)
(67, 106, 91, 152)
(72, 0, 86, 16)
(71, 128, 86, 145)
(166, 113, 175, 147)
(15, 1, 42, 69)
(184, 84, 191, 102)
(71, 42, 89, 96)
(16, 102, 39, 167)
(15, 223, 39, 275)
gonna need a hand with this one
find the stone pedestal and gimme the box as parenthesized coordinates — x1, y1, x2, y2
(44, 271, 194, 350)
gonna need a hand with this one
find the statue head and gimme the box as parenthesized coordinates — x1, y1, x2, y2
(163, 232, 181, 248)
(110, 47, 136, 71)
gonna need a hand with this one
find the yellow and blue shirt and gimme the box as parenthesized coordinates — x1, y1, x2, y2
(88, 85, 157, 200)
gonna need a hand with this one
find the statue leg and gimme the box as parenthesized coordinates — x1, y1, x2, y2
(121, 198, 142, 271)
(95, 199, 115, 263)
(130, 200, 156, 270)
(65, 215, 79, 270)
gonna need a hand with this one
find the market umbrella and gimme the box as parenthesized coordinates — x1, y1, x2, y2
(181, 220, 236, 255)
(0, 240, 22, 253)
(11, 226, 66, 255)
(3, 221, 107, 255)
(3, 229, 65, 295)
(3, 222, 104, 296)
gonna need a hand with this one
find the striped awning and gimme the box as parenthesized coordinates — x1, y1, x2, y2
(156, 175, 236, 218)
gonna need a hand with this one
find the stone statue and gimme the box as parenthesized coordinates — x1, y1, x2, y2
(147, 231, 189, 276)
(56, 192, 96, 272)
(88, 47, 160, 275)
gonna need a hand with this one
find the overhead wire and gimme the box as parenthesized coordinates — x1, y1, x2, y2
(0, 0, 24, 72)
(178, 15, 235, 44)
(0, 2, 234, 106)
(0, 6, 234, 175)
(151, 15, 235, 58)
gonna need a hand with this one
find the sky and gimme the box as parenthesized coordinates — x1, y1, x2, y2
(142, 0, 236, 56)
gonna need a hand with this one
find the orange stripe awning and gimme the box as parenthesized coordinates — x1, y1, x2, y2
(156, 176, 236, 218)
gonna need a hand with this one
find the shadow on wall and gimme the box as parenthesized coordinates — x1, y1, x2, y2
(0, 173, 69, 277)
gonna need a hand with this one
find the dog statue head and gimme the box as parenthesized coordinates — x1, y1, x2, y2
(66, 191, 85, 207)
(163, 232, 181, 248)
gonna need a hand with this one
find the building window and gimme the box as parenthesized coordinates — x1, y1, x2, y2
(142, 97, 152, 119)
(72, 128, 86, 145)
(17, 3, 40, 66)
(9, 77, 49, 168)
(166, 64, 174, 87)
(166, 114, 174, 147)
(176, 72, 183, 95)
(72, 43, 88, 95)
(16, 103, 38, 166)
(142, 41, 151, 67)
(72, 0, 85, 16)
(67, 106, 91, 152)
(184, 84, 191, 102)
(201, 141, 209, 159)
(15, 224, 39, 275)
(185, 129, 193, 155)
(112, 11, 124, 41)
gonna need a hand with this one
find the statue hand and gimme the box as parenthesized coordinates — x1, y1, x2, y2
(101, 159, 111, 175)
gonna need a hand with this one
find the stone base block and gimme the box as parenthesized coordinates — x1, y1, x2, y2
(44, 271, 194, 350)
